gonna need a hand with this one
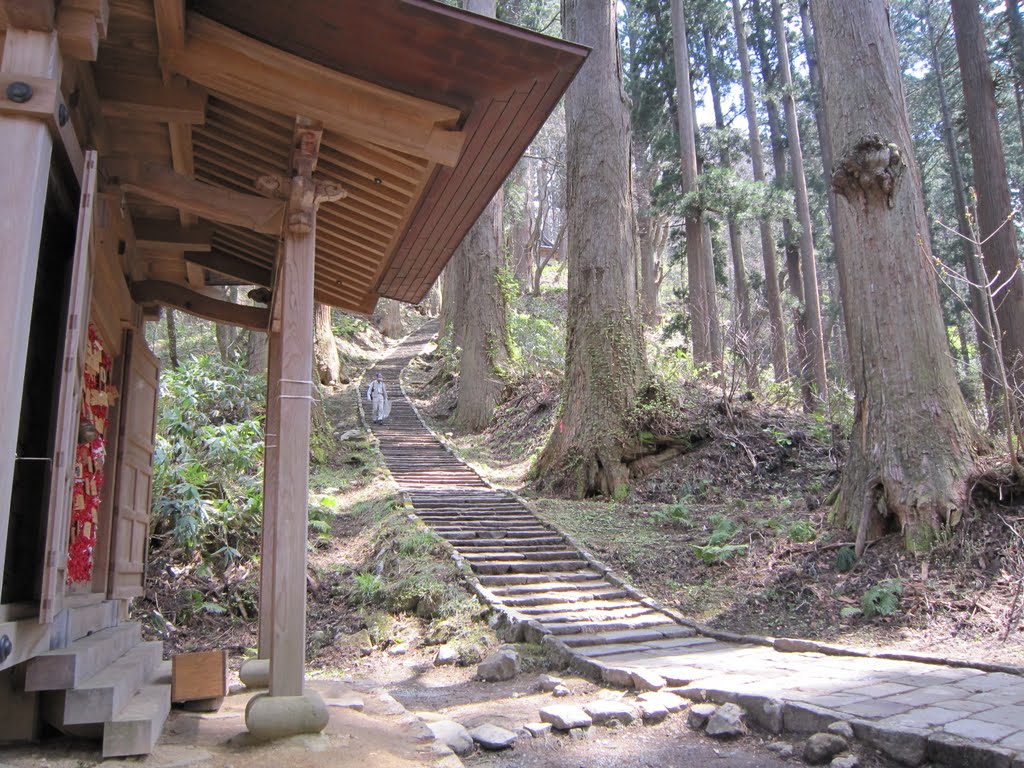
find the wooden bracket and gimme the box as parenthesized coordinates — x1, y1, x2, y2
(0, 72, 84, 182)
(130, 279, 270, 329)
(256, 174, 345, 236)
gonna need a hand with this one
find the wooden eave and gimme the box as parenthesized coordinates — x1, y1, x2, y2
(1, 0, 587, 316)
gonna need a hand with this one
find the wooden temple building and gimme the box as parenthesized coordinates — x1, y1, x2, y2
(0, 0, 585, 755)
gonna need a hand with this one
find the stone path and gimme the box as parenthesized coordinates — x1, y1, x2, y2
(366, 324, 1024, 768)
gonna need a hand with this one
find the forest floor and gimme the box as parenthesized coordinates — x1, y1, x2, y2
(402, 332, 1024, 669)
(133, 319, 857, 767)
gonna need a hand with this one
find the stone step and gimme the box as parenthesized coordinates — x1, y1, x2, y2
(462, 550, 581, 563)
(543, 612, 671, 635)
(517, 598, 638, 613)
(437, 528, 552, 539)
(573, 635, 718, 659)
(559, 624, 695, 648)
(477, 573, 602, 589)
(451, 537, 566, 548)
(453, 543, 568, 554)
(64, 641, 164, 725)
(102, 681, 171, 758)
(526, 604, 653, 624)
(471, 559, 589, 575)
(489, 581, 622, 598)
(26, 622, 142, 692)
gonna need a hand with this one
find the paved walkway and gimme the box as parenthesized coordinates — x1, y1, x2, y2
(367, 325, 1024, 768)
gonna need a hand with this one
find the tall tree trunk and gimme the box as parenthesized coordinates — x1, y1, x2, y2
(452, 192, 511, 429)
(752, 0, 810, 395)
(245, 329, 267, 375)
(420, 279, 442, 317)
(511, 160, 533, 291)
(814, 0, 984, 551)
(952, 0, 1024, 396)
(672, 0, 720, 371)
(704, 24, 755, 387)
(165, 307, 179, 369)
(313, 303, 343, 385)
(536, 0, 647, 497)
(379, 299, 404, 339)
(733, 0, 789, 383)
(440, 262, 465, 347)
(773, 0, 828, 408)
(925, 8, 1001, 423)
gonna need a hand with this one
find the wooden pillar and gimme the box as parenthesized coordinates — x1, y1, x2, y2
(258, 327, 282, 659)
(260, 125, 345, 698)
(0, 29, 61, 597)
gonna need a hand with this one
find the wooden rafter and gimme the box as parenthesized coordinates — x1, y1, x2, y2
(117, 161, 284, 235)
(133, 218, 212, 251)
(99, 72, 206, 124)
(186, 250, 272, 286)
(163, 13, 466, 166)
(130, 279, 269, 329)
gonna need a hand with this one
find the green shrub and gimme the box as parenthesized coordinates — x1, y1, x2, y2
(861, 579, 902, 619)
(692, 543, 748, 564)
(651, 501, 694, 528)
(786, 520, 817, 543)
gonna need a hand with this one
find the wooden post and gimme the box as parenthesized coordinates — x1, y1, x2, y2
(260, 124, 344, 699)
(258, 326, 281, 660)
(0, 29, 61, 600)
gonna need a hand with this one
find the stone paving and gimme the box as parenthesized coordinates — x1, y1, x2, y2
(367, 325, 1024, 768)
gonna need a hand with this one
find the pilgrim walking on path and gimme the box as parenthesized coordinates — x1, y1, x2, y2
(367, 372, 390, 424)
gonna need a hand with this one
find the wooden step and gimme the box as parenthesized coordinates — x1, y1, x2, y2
(102, 682, 171, 758)
(64, 641, 164, 725)
(26, 622, 142, 692)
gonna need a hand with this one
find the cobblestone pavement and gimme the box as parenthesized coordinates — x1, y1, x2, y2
(367, 325, 1024, 768)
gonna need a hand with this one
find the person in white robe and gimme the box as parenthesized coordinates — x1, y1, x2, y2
(367, 372, 389, 423)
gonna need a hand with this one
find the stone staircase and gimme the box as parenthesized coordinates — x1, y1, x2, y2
(368, 325, 702, 659)
(25, 621, 170, 757)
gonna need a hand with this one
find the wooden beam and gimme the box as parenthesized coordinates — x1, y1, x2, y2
(115, 161, 284, 234)
(153, 0, 184, 60)
(133, 217, 211, 251)
(163, 13, 466, 166)
(186, 250, 272, 286)
(56, 6, 97, 60)
(2, 0, 54, 31)
(130, 279, 269, 329)
(98, 72, 206, 124)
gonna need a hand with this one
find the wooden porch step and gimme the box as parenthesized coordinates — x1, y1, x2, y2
(26, 622, 142, 692)
(64, 641, 163, 725)
(102, 680, 171, 758)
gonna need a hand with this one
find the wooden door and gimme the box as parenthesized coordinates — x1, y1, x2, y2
(108, 331, 159, 600)
(39, 152, 97, 623)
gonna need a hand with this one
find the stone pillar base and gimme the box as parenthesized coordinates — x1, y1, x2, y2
(239, 659, 270, 689)
(245, 691, 329, 740)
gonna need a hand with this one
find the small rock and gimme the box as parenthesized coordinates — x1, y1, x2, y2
(583, 701, 636, 727)
(637, 691, 688, 713)
(687, 702, 718, 730)
(827, 721, 854, 741)
(388, 643, 409, 656)
(427, 720, 474, 757)
(639, 702, 670, 725)
(631, 669, 666, 692)
(324, 694, 364, 711)
(537, 674, 564, 692)
(767, 742, 795, 759)
(228, 683, 247, 696)
(803, 733, 849, 765)
(705, 702, 748, 739)
(830, 756, 859, 768)
(434, 646, 458, 666)
(524, 722, 552, 738)
(477, 649, 520, 682)
(569, 727, 591, 741)
(539, 705, 593, 731)
(339, 629, 373, 655)
(469, 723, 518, 751)
(552, 684, 571, 698)
(309, 630, 329, 646)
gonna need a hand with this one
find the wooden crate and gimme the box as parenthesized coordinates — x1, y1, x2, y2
(171, 650, 226, 703)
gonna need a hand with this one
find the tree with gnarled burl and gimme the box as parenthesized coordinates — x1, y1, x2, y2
(535, 0, 646, 498)
(813, 0, 987, 551)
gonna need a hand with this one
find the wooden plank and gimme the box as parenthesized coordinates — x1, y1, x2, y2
(171, 650, 226, 702)
(0, 28, 59, 604)
(164, 13, 465, 166)
(152, 0, 184, 61)
(257, 328, 280, 659)
(186, 249, 271, 286)
(39, 150, 97, 624)
(133, 217, 211, 251)
(116, 161, 284, 234)
(56, 5, 97, 60)
(98, 72, 206, 124)
(130, 279, 269, 329)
